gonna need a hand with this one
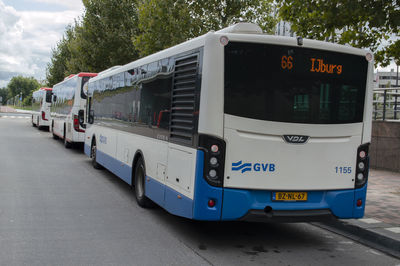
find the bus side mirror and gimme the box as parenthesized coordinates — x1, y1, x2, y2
(89, 110, 94, 124)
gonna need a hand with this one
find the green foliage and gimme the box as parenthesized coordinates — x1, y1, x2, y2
(22, 94, 33, 106)
(133, 0, 199, 57)
(46, 25, 75, 87)
(188, 0, 276, 33)
(277, 0, 400, 66)
(134, 0, 276, 57)
(7, 76, 40, 102)
(68, 0, 140, 73)
(0, 87, 8, 105)
(46, 0, 277, 84)
(46, 0, 140, 87)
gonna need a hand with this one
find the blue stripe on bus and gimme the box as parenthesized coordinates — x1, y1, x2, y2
(145, 175, 193, 219)
(145, 176, 165, 208)
(164, 184, 193, 219)
(96, 149, 132, 185)
(192, 150, 223, 220)
(86, 143, 367, 220)
(353, 183, 368, 218)
(221, 184, 367, 220)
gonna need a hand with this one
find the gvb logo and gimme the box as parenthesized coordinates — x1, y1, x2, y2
(232, 161, 276, 173)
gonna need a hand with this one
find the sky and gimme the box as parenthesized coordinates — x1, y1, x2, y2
(0, 1, 398, 88)
(0, 0, 84, 87)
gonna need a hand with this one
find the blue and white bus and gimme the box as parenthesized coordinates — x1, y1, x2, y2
(84, 23, 373, 221)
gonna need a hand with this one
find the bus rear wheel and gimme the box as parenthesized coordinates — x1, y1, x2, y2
(134, 157, 153, 208)
(91, 140, 103, 169)
(37, 117, 42, 130)
(52, 123, 59, 139)
(63, 125, 72, 149)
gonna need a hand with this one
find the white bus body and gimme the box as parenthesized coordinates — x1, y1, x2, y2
(51, 73, 97, 148)
(31, 87, 53, 129)
(85, 23, 373, 221)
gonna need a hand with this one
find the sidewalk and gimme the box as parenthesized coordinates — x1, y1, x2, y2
(317, 168, 400, 258)
(365, 169, 400, 225)
(0, 106, 33, 114)
(0, 106, 16, 113)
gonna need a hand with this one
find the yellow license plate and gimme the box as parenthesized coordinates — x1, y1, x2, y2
(273, 192, 308, 201)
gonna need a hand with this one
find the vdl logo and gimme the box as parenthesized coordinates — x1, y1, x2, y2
(232, 161, 275, 173)
(283, 135, 310, 144)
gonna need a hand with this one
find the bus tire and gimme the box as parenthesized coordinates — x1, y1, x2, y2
(134, 157, 153, 208)
(63, 124, 72, 149)
(37, 117, 42, 130)
(91, 139, 103, 169)
(52, 121, 59, 139)
(32, 115, 36, 127)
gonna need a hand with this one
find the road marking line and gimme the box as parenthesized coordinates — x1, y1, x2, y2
(385, 227, 400, 233)
(367, 249, 382, 256)
(358, 218, 382, 224)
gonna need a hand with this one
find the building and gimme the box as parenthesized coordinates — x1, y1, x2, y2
(374, 69, 400, 88)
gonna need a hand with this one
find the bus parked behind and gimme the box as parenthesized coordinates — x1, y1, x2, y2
(31, 87, 52, 130)
(51, 73, 97, 148)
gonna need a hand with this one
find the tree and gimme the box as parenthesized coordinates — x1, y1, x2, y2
(188, 0, 276, 33)
(46, 0, 140, 87)
(134, 0, 276, 57)
(46, 25, 75, 87)
(0, 87, 8, 105)
(277, 0, 400, 66)
(6, 76, 40, 105)
(133, 0, 199, 57)
(68, 0, 140, 73)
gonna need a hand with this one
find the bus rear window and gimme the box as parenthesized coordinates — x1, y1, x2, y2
(224, 42, 368, 124)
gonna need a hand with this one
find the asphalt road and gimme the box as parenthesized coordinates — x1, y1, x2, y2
(0, 116, 399, 266)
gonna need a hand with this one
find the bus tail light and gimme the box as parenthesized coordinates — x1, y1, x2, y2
(355, 143, 369, 188)
(198, 134, 226, 187)
(73, 115, 85, 133)
(208, 199, 216, 208)
(41, 111, 48, 121)
(356, 199, 363, 207)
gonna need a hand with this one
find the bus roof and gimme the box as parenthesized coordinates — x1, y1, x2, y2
(78, 72, 97, 77)
(55, 72, 98, 87)
(89, 23, 371, 83)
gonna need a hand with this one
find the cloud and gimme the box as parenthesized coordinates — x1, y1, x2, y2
(32, 0, 84, 12)
(0, 0, 83, 87)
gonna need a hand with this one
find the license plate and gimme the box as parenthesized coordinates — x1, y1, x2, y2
(273, 192, 308, 201)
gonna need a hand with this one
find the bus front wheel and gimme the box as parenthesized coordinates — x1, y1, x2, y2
(134, 157, 153, 208)
(91, 139, 103, 169)
(52, 122, 58, 139)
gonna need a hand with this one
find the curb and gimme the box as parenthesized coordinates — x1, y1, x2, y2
(15, 109, 34, 114)
(312, 219, 400, 259)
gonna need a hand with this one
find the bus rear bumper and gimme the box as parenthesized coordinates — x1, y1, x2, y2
(221, 184, 367, 221)
(240, 209, 334, 223)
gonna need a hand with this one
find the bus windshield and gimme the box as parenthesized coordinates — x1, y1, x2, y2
(224, 42, 368, 124)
